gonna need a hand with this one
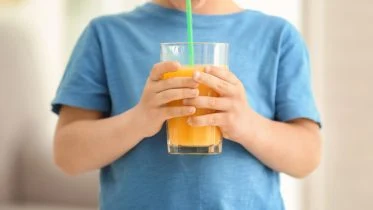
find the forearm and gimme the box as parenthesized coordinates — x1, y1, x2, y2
(54, 107, 144, 175)
(238, 113, 322, 178)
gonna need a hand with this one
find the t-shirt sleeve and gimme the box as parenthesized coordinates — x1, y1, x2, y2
(275, 23, 321, 125)
(51, 21, 110, 115)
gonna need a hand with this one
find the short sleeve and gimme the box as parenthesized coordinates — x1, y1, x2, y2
(275, 23, 321, 125)
(52, 21, 110, 115)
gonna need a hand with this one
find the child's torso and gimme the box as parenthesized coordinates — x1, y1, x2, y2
(95, 4, 286, 209)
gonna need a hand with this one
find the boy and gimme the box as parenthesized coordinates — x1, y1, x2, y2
(52, 0, 322, 209)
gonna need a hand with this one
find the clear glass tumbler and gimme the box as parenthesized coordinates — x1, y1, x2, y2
(161, 42, 229, 155)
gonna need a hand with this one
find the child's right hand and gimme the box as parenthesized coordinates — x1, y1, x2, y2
(133, 61, 199, 138)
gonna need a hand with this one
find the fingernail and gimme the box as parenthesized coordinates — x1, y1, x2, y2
(193, 71, 200, 80)
(205, 66, 211, 73)
(187, 117, 193, 125)
(174, 61, 181, 68)
(192, 81, 200, 87)
(188, 107, 196, 113)
(193, 89, 199, 96)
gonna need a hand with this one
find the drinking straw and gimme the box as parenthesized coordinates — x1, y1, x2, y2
(186, 0, 195, 66)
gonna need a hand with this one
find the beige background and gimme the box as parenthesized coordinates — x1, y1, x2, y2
(304, 0, 373, 209)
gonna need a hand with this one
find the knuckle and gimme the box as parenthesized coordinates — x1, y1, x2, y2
(204, 74, 211, 83)
(217, 81, 229, 92)
(190, 98, 198, 106)
(237, 81, 244, 89)
(209, 116, 216, 125)
(152, 63, 161, 73)
(172, 107, 193, 117)
(215, 67, 225, 75)
(209, 67, 217, 74)
(160, 91, 172, 101)
(170, 61, 179, 67)
(230, 88, 237, 96)
(208, 97, 216, 107)
(152, 63, 159, 71)
(166, 61, 180, 70)
(144, 83, 151, 92)
(173, 108, 181, 116)
(183, 107, 194, 115)
(151, 63, 162, 80)
(166, 108, 177, 117)
(228, 99, 235, 109)
(164, 78, 173, 87)
(193, 117, 202, 125)
(181, 89, 189, 98)
(232, 76, 240, 85)
(169, 91, 177, 100)
(185, 98, 194, 105)
(158, 92, 166, 101)
(184, 78, 193, 86)
(233, 91, 242, 99)
(226, 114, 235, 125)
(232, 100, 242, 111)
(180, 107, 188, 115)
(171, 107, 189, 117)
(182, 78, 191, 87)
(183, 89, 195, 98)
(178, 78, 193, 88)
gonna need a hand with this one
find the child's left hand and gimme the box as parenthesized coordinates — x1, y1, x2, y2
(183, 66, 257, 142)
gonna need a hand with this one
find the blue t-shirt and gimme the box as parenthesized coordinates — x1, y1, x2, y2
(52, 3, 320, 210)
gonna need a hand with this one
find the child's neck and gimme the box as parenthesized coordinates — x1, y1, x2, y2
(152, 0, 243, 15)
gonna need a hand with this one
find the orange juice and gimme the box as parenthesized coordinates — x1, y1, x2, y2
(163, 66, 222, 148)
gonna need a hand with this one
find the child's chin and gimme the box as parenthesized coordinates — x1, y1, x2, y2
(193, 0, 206, 9)
(191, 0, 206, 9)
(172, 0, 206, 11)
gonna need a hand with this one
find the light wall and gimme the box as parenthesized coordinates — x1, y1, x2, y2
(328, 0, 371, 209)
(0, 0, 64, 203)
(304, 0, 373, 210)
(235, 0, 301, 27)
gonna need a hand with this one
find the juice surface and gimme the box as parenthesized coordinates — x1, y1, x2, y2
(163, 67, 222, 147)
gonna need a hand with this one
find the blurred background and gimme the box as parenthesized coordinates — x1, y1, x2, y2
(0, 0, 372, 210)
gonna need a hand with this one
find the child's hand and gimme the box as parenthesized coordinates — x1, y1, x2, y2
(134, 61, 199, 138)
(183, 66, 255, 141)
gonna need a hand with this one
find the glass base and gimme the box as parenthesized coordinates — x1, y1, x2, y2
(168, 143, 222, 155)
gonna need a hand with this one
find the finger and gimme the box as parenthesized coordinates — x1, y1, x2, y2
(188, 113, 225, 127)
(161, 106, 196, 120)
(156, 88, 199, 106)
(193, 71, 234, 96)
(154, 77, 199, 93)
(205, 66, 240, 85)
(150, 61, 181, 81)
(183, 96, 231, 111)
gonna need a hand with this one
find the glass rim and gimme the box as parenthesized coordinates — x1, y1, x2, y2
(161, 42, 229, 46)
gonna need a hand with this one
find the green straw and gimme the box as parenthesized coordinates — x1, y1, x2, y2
(186, 0, 195, 66)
